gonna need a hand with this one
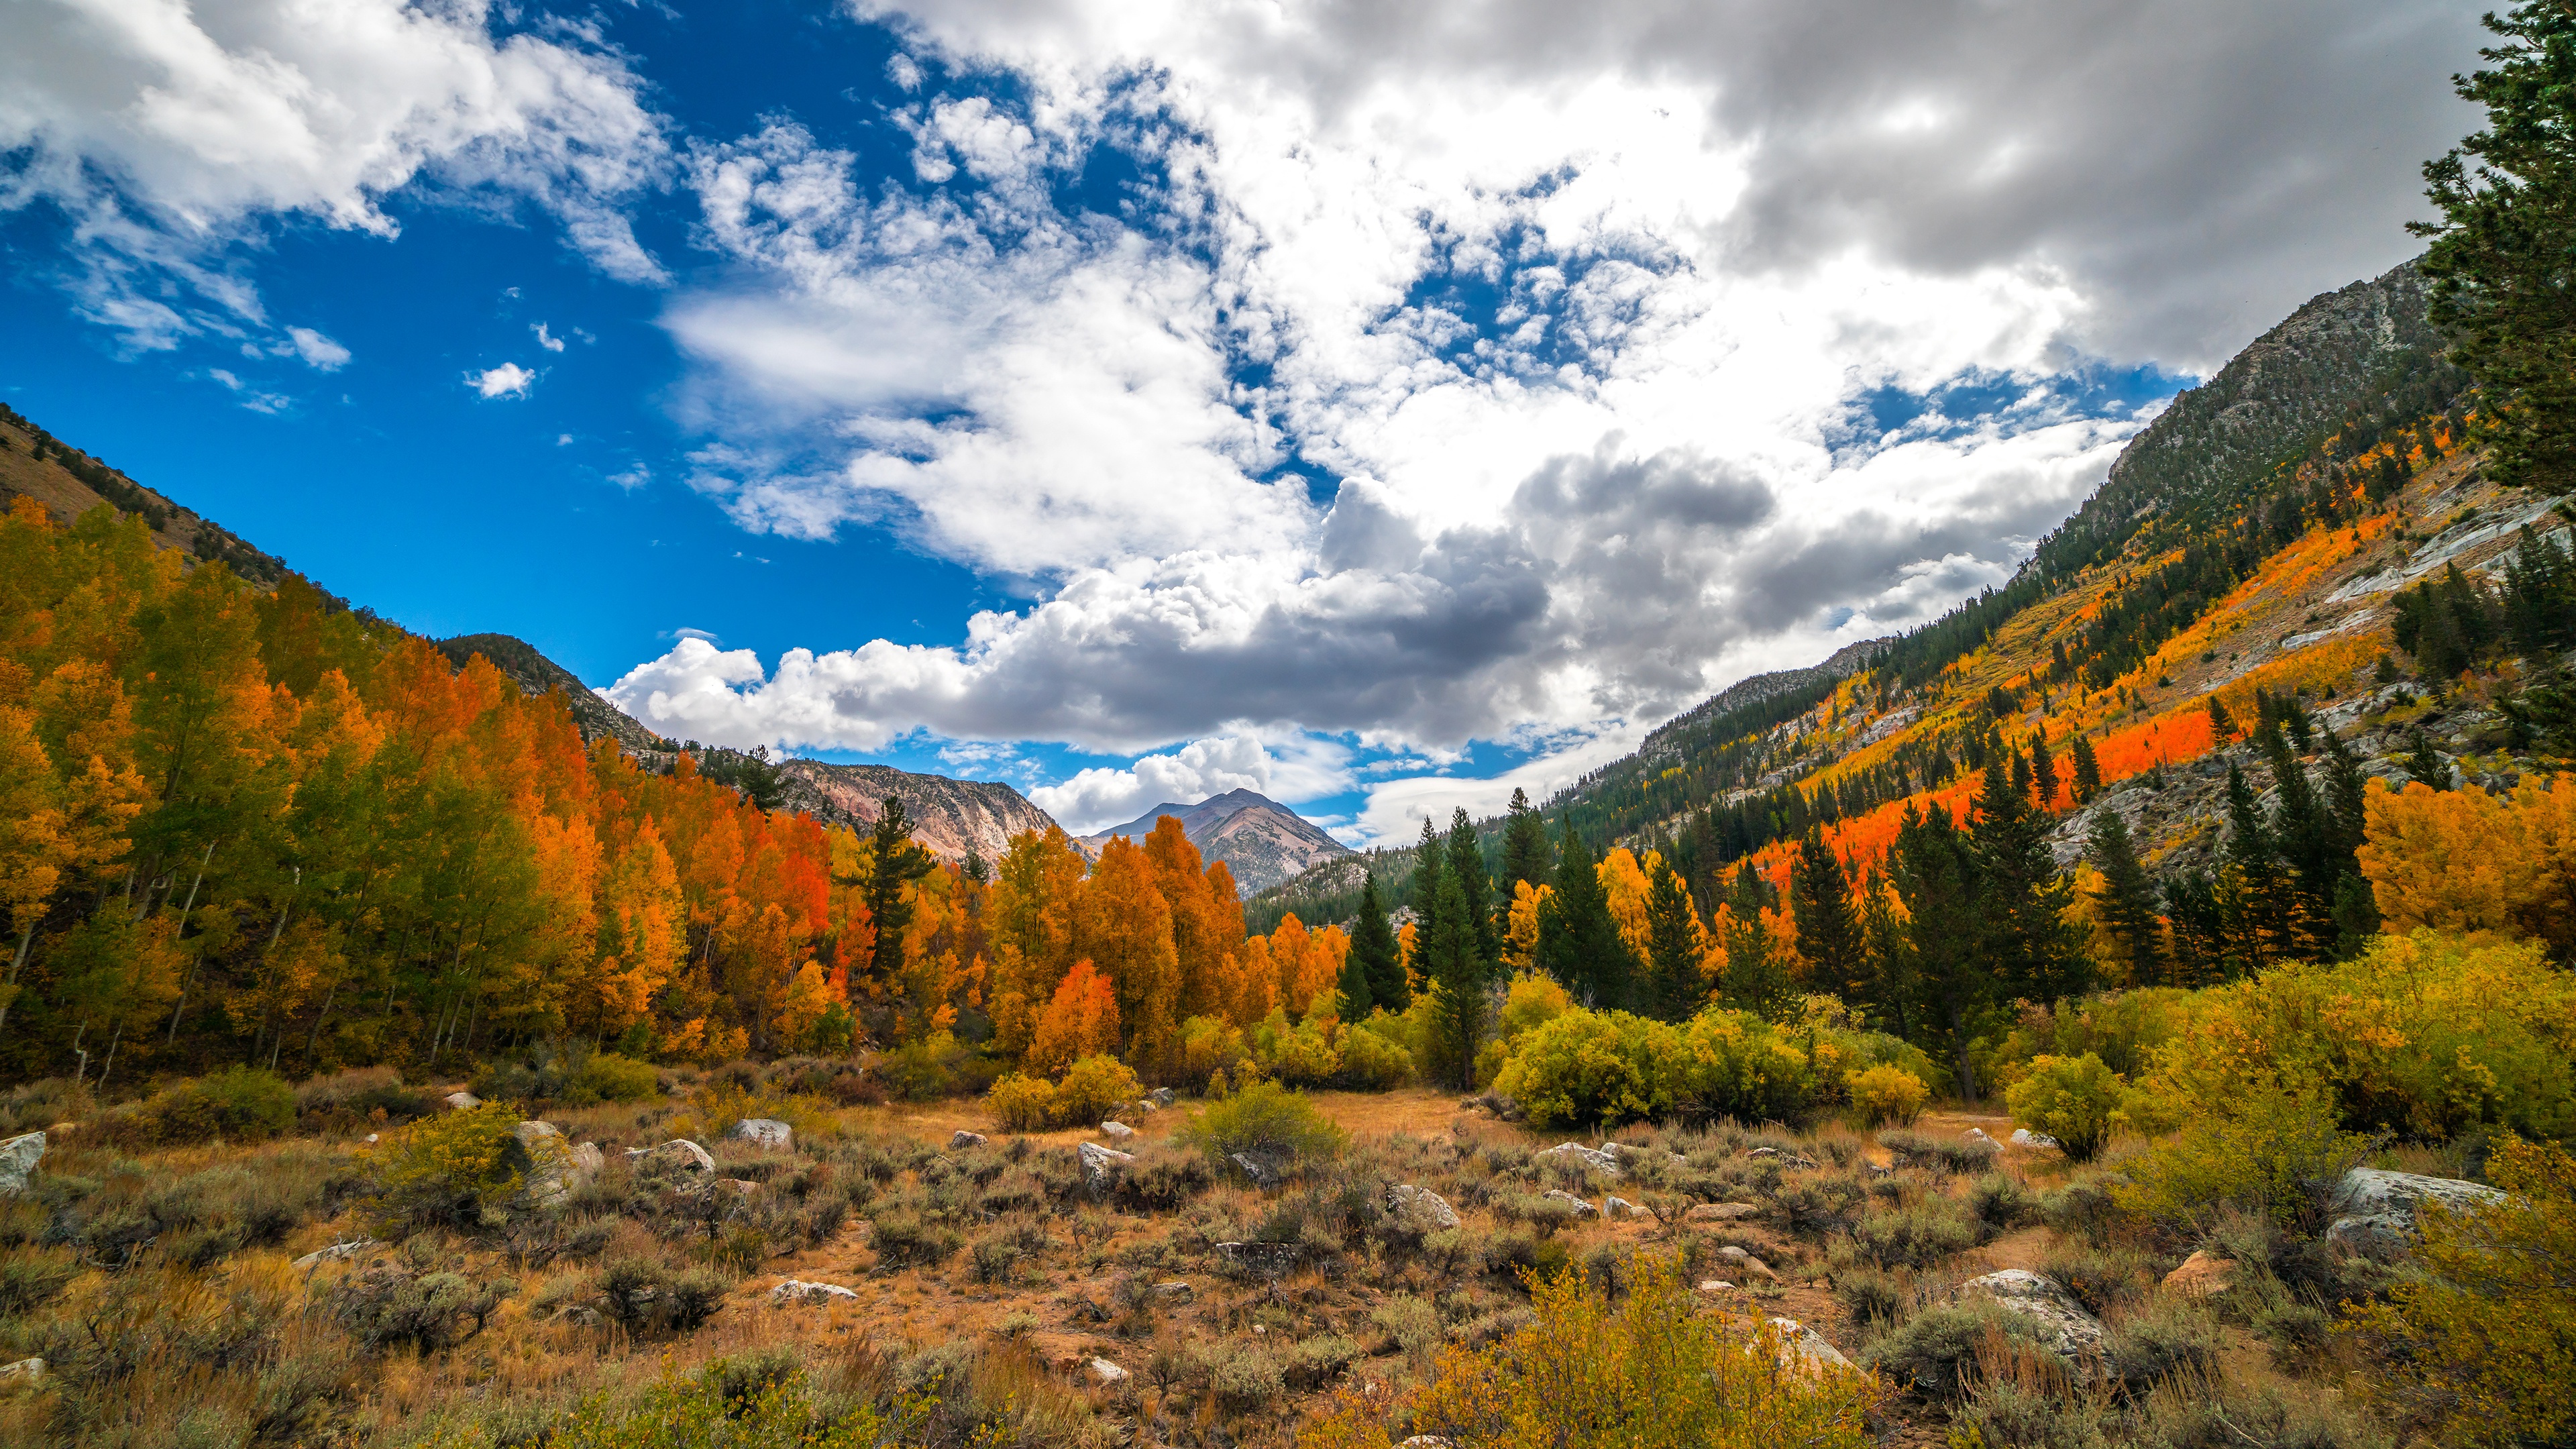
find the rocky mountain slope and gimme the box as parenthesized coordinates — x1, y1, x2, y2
(776, 759, 1059, 864)
(436, 633, 665, 755)
(1, 402, 297, 588)
(1081, 788, 1352, 894)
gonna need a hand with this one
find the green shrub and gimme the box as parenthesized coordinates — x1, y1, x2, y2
(2113, 1083, 2367, 1238)
(596, 1256, 729, 1334)
(1175, 1077, 1347, 1174)
(1966, 1173, 2040, 1235)
(332, 1262, 513, 1352)
(876, 1030, 987, 1102)
(1113, 1152, 1214, 1212)
(1208, 1342, 1285, 1411)
(1832, 1268, 1911, 1326)
(1845, 1198, 1982, 1269)
(144, 1067, 295, 1145)
(2004, 1053, 2125, 1161)
(1371, 1295, 1444, 1361)
(568, 1052, 660, 1104)
(1174, 1015, 1254, 1092)
(1333, 1021, 1415, 1090)
(1053, 1054, 1142, 1126)
(1862, 1299, 2031, 1399)
(2039, 1177, 2119, 1246)
(2037, 1243, 2152, 1319)
(1955, 1381, 2110, 1449)
(867, 1207, 963, 1268)
(1493, 1009, 1675, 1128)
(1674, 1010, 1829, 1122)
(293, 1066, 435, 1128)
(2104, 1295, 2224, 1391)
(1284, 1333, 1360, 1389)
(1846, 1065, 1929, 1126)
(370, 1102, 531, 1234)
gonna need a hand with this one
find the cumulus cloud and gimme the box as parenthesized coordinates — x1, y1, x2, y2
(284, 327, 350, 370)
(0, 0, 668, 350)
(533, 323, 567, 353)
(468, 362, 535, 398)
(1028, 732, 1356, 833)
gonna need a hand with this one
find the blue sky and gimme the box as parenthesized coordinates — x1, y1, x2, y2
(0, 0, 2479, 842)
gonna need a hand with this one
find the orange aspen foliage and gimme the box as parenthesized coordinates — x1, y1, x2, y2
(1503, 879, 1551, 972)
(1598, 848, 1657, 961)
(2361, 776, 2576, 957)
(1076, 837, 1181, 1072)
(1028, 958, 1122, 1077)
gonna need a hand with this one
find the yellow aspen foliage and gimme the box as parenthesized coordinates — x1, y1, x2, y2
(1028, 959, 1122, 1078)
(2360, 775, 2576, 959)
(1502, 879, 1551, 973)
(1597, 847, 1657, 961)
(1076, 838, 1179, 1072)
(776, 959, 839, 1049)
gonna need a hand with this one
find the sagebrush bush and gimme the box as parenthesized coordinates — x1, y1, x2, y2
(1176, 1077, 1346, 1173)
(2104, 1295, 2224, 1392)
(140, 1066, 296, 1145)
(294, 1066, 435, 1129)
(2113, 1083, 2365, 1238)
(1054, 1053, 1143, 1125)
(1862, 1300, 2031, 1399)
(1967, 1173, 2041, 1235)
(986, 1073, 1058, 1131)
(568, 1052, 660, 1104)
(1845, 1197, 1982, 1269)
(2037, 1243, 2153, 1320)
(2005, 1053, 2125, 1161)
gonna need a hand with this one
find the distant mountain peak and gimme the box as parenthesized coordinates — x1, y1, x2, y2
(1080, 790, 1349, 894)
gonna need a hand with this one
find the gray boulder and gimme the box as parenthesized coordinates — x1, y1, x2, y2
(1146, 1087, 1176, 1108)
(627, 1138, 716, 1173)
(1952, 1270, 2106, 1368)
(571, 1141, 604, 1175)
(1230, 1151, 1283, 1189)
(1717, 1245, 1776, 1282)
(1766, 1317, 1854, 1374)
(0, 1132, 43, 1197)
(1603, 1195, 1649, 1220)
(2325, 1168, 2505, 1258)
(950, 1130, 987, 1149)
(1088, 1357, 1130, 1385)
(1099, 1120, 1137, 1144)
(730, 1118, 793, 1150)
(0, 1356, 40, 1384)
(1542, 1188, 1598, 1218)
(2009, 1128, 2060, 1150)
(292, 1238, 381, 1270)
(770, 1277, 860, 1305)
(1686, 1201, 1759, 1224)
(1536, 1142, 1621, 1177)
(1215, 1240, 1303, 1278)
(1079, 1141, 1135, 1194)
(1386, 1183, 1460, 1230)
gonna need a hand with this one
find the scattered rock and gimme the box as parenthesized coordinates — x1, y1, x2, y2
(515, 1120, 564, 1144)
(2009, 1128, 2061, 1150)
(1079, 1141, 1135, 1194)
(1146, 1087, 1176, 1108)
(1603, 1195, 1648, 1220)
(951, 1130, 987, 1150)
(571, 1142, 604, 1175)
(627, 1138, 716, 1174)
(0, 1357, 40, 1384)
(0, 1132, 44, 1197)
(1214, 1240, 1303, 1278)
(2324, 1168, 2506, 1259)
(1132, 1099, 1159, 1115)
(1387, 1183, 1460, 1230)
(1399, 1438, 1456, 1449)
(1087, 1358, 1128, 1386)
(1766, 1317, 1854, 1374)
(1542, 1188, 1598, 1218)
(560, 1305, 602, 1327)
(364, 1133, 379, 1144)
(1962, 1128, 2002, 1150)
(1747, 1146, 1779, 1157)
(1152, 1281, 1193, 1302)
(1717, 1245, 1776, 1281)
(292, 1239, 380, 1270)
(444, 1091, 481, 1111)
(770, 1277, 860, 1305)
(1695, 1280, 1737, 1293)
(1099, 1120, 1137, 1144)
(1951, 1270, 2107, 1367)
(731, 1118, 793, 1150)
(1536, 1142, 1621, 1177)
(1230, 1151, 1283, 1189)
(2162, 1250, 2236, 1299)
(1686, 1201, 1760, 1224)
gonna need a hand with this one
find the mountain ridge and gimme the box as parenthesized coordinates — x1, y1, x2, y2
(776, 758, 1060, 864)
(1081, 788, 1352, 894)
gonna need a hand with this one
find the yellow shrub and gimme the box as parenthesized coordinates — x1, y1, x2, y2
(1051, 1054, 1142, 1127)
(1846, 1065, 1929, 1126)
(2343, 1134, 2576, 1449)
(669, 1078, 837, 1145)
(2003, 1053, 2124, 1161)
(1298, 1253, 1873, 1449)
(372, 1102, 529, 1232)
(1499, 972, 1573, 1041)
(2112, 1083, 2368, 1236)
(986, 1073, 1058, 1132)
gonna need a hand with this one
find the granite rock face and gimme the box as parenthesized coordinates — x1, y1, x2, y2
(1952, 1270, 2107, 1369)
(0, 1132, 43, 1197)
(2324, 1168, 2506, 1258)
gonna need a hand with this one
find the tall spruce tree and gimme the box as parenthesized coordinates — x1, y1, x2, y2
(1718, 861, 1796, 1022)
(2030, 733, 2060, 807)
(1411, 815, 1447, 917)
(1540, 819, 1633, 1008)
(1642, 863, 1705, 1022)
(864, 796, 938, 980)
(1348, 873, 1407, 1012)
(1421, 869, 1487, 1089)
(2404, 729, 2453, 791)
(2259, 725, 2341, 953)
(1970, 761, 2088, 1004)
(1890, 803, 1992, 1099)
(1446, 808, 1500, 968)
(2069, 733, 2103, 802)
(1499, 788, 1553, 901)
(1789, 826, 1866, 1001)
(2084, 810, 2167, 985)
(2222, 763, 2294, 968)
(1858, 881, 1915, 1038)
(2161, 868, 2229, 987)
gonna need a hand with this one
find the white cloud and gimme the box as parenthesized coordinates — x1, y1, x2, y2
(468, 362, 535, 398)
(1027, 732, 1354, 833)
(533, 322, 568, 353)
(284, 327, 350, 370)
(0, 0, 669, 350)
(204, 365, 290, 413)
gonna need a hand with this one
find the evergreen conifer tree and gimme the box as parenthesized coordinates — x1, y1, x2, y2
(2405, 728, 2453, 791)
(1421, 869, 1487, 1089)
(2222, 763, 2294, 967)
(2070, 733, 2102, 802)
(865, 796, 938, 980)
(1499, 788, 1553, 900)
(2084, 810, 2167, 985)
(1970, 762, 2088, 1003)
(1446, 808, 1500, 967)
(1890, 803, 1992, 1099)
(2207, 695, 2239, 740)
(2030, 733, 2059, 806)
(1348, 873, 1407, 1012)
(1789, 826, 1865, 1000)
(1718, 861, 1795, 1022)
(1539, 820, 1633, 1008)
(1411, 815, 1446, 916)
(1642, 863, 1705, 1022)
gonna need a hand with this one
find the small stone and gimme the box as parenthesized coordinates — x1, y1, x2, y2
(444, 1091, 482, 1111)
(1215, 1240, 1303, 1278)
(1696, 1279, 1737, 1293)
(1603, 1195, 1648, 1220)
(1686, 1202, 1760, 1224)
(1951, 1269, 2107, 1370)
(627, 1138, 716, 1173)
(0, 1132, 45, 1197)
(1079, 1141, 1136, 1194)
(0, 1357, 40, 1384)
(1400, 1438, 1456, 1449)
(1387, 1183, 1460, 1230)
(292, 1238, 380, 1270)
(1764, 1317, 1854, 1374)
(572, 1142, 604, 1174)
(731, 1118, 794, 1150)
(2009, 1128, 2061, 1150)
(1962, 1128, 2002, 1150)
(1152, 1281, 1193, 1302)
(1087, 1357, 1128, 1385)
(1146, 1087, 1176, 1108)
(1535, 1142, 1621, 1177)
(2162, 1250, 2236, 1299)
(364, 1132, 379, 1144)
(770, 1277, 860, 1305)
(1717, 1244, 1776, 1281)
(1132, 1099, 1159, 1114)
(1230, 1151, 1283, 1189)
(1542, 1187, 1598, 1218)
(1099, 1120, 1137, 1144)
(1748, 1146, 1779, 1157)
(515, 1120, 565, 1144)
(951, 1130, 987, 1150)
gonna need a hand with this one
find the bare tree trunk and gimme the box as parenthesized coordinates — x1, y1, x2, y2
(162, 841, 221, 1044)
(98, 1022, 123, 1091)
(0, 922, 35, 1036)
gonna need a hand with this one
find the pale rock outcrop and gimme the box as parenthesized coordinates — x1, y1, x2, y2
(1099, 1120, 1137, 1144)
(0, 1132, 43, 1197)
(627, 1139, 716, 1173)
(1536, 1142, 1621, 1177)
(1079, 1141, 1134, 1193)
(444, 1091, 481, 1111)
(1766, 1317, 1854, 1373)
(1387, 1183, 1460, 1230)
(1952, 1270, 2107, 1367)
(951, 1130, 987, 1149)
(2324, 1168, 2506, 1258)
(1543, 1188, 1598, 1218)
(771, 1278, 860, 1305)
(731, 1118, 793, 1150)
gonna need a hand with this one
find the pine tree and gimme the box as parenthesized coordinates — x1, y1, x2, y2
(1789, 826, 1864, 1000)
(1446, 808, 1499, 968)
(1348, 873, 1406, 1012)
(1717, 862, 1795, 1022)
(2030, 733, 2059, 808)
(1642, 863, 1705, 1022)
(2405, 728, 2453, 791)
(1499, 788, 1552, 901)
(2161, 869, 2229, 986)
(1538, 819, 1633, 1008)
(2260, 726, 2340, 953)
(1890, 803, 1992, 1099)
(2084, 810, 2167, 985)
(864, 796, 938, 982)
(1421, 869, 1487, 1089)
(2070, 733, 2102, 802)
(1857, 881, 1915, 1038)
(2221, 763, 2294, 968)
(2207, 694, 2238, 741)
(1970, 761, 2088, 1004)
